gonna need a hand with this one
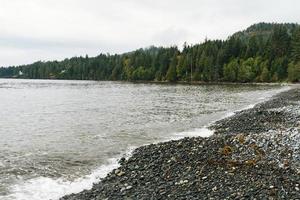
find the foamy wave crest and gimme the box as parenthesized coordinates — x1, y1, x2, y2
(172, 127, 214, 139)
(5, 158, 119, 200)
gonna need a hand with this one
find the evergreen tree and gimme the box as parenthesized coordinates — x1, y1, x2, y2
(288, 62, 300, 82)
(260, 62, 270, 82)
(237, 59, 254, 82)
(291, 28, 300, 62)
(269, 25, 291, 58)
(176, 55, 188, 80)
(223, 59, 238, 82)
(245, 37, 258, 58)
(166, 56, 178, 82)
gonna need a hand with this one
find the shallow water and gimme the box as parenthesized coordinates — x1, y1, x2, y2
(0, 79, 289, 200)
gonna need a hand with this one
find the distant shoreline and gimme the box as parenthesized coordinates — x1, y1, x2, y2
(0, 77, 294, 87)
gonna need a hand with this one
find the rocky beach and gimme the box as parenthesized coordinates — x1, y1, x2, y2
(61, 87, 300, 200)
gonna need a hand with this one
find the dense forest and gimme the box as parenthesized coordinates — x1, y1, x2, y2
(1, 23, 300, 82)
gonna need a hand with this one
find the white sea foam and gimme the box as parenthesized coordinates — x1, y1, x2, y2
(172, 127, 214, 139)
(4, 146, 139, 200)
(223, 111, 235, 118)
(4, 158, 119, 200)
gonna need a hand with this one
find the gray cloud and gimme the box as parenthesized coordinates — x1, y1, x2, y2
(0, 0, 299, 66)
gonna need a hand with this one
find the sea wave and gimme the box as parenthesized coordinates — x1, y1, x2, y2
(4, 158, 119, 200)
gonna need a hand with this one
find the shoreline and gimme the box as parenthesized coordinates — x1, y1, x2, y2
(0, 77, 295, 87)
(61, 87, 300, 199)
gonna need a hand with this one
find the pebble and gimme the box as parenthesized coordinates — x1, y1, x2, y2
(116, 171, 125, 176)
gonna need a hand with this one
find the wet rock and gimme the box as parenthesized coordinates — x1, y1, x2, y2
(119, 157, 126, 165)
(116, 171, 125, 176)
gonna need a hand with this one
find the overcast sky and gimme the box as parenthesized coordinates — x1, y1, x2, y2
(0, 0, 299, 67)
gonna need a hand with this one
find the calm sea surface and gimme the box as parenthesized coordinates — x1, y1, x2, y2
(0, 79, 289, 200)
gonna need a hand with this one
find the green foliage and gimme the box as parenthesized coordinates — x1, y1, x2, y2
(269, 25, 291, 58)
(237, 59, 255, 82)
(288, 62, 300, 82)
(166, 56, 177, 82)
(260, 62, 270, 82)
(223, 59, 238, 81)
(0, 23, 299, 83)
(132, 67, 154, 81)
(270, 57, 288, 81)
(291, 28, 300, 62)
(176, 55, 187, 80)
(245, 37, 258, 58)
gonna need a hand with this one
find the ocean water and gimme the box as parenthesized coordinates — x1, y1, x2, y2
(0, 79, 289, 200)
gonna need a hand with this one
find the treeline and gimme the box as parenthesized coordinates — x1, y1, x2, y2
(1, 22, 300, 82)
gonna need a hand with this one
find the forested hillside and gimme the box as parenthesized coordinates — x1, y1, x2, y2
(1, 22, 300, 82)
